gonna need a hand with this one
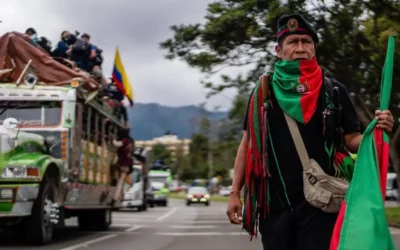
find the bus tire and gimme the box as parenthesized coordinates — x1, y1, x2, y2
(78, 211, 95, 231)
(24, 182, 55, 245)
(139, 202, 147, 211)
(93, 209, 112, 231)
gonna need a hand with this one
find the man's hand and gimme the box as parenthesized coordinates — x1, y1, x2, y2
(375, 110, 394, 132)
(226, 193, 243, 224)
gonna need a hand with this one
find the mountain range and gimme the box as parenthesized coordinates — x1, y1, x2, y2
(127, 103, 228, 140)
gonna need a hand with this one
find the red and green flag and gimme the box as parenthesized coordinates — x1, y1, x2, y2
(271, 57, 323, 124)
(330, 35, 396, 250)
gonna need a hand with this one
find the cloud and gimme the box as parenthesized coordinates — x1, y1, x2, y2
(0, 0, 250, 111)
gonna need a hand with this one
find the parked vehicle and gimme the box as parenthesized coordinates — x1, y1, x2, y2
(218, 185, 231, 197)
(386, 173, 399, 201)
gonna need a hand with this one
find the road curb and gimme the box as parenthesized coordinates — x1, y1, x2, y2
(389, 223, 400, 228)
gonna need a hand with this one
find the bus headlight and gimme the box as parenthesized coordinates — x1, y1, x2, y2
(1, 166, 40, 179)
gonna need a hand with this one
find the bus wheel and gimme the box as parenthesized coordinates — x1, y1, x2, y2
(93, 209, 112, 231)
(24, 182, 57, 245)
(78, 211, 95, 231)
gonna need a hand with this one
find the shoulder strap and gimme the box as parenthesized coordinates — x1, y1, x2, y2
(260, 73, 271, 99)
(324, 76, 334, 99)
(283, 113, 311, 171)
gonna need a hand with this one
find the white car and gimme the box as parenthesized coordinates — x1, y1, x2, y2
(386, 173, 399, 201)
(219, 186, 231, 197)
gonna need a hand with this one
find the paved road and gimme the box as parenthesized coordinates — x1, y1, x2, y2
(1, 199, 400, 250)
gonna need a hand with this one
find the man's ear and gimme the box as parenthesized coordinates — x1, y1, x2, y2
(275, 45, 282, 59)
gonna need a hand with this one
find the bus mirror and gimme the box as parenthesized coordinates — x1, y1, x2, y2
(45, 136, 57, 146)
(3, 118, 19, 131)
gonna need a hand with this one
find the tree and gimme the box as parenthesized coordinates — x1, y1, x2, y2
(188, 133, 209, 178)
(151, 143, 172, 164)
(173, 143, 186, 177)
(160, 0, 400, 180)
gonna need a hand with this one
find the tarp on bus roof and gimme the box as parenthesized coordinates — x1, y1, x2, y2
(0, 32, 99, 90)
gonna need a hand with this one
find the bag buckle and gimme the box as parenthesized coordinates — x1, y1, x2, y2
(308, 175, 317, 185)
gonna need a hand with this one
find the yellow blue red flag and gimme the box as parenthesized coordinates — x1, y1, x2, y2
(112, 47, 134, 106)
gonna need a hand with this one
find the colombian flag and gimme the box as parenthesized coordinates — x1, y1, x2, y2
(329, 35, 396, 250)
(112, 48, 134, 106)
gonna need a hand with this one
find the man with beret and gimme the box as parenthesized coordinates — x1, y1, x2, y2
(226, 14, 394, 250)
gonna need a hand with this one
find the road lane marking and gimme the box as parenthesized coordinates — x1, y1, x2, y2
(59, 234, 117, 250)
(125, 225, 144, 232)
(155, 232, 246, 236)
(390, 227, 400, 234)
(112, 218, 230, 224)
(156, 207, 177, 221)
(169, 225, 216, 229)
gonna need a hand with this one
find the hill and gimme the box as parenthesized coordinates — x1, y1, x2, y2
(127, 103, 228, 140)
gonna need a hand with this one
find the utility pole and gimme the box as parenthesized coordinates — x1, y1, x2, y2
(198, 102, 214, 181)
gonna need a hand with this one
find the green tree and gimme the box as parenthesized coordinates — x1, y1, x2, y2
(160, 0, 400, 177)
(188, 133, 209, 178)
(151, 143, 172, 164)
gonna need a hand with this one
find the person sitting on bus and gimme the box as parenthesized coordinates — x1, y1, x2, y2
(52, 31, 71, 58)
(101, 78, 129, 126)
(25, 27, 39, 45)
(81, 33, 104, 71)
(64, 31, 92, 72)
(110, 128, 133, 206)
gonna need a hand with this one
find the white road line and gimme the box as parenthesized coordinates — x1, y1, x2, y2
(169, 225, 216, 229)
(156, 207, 178, 221)
(125, 225, 144, 232)
(155, 232, 246, 236)
(59, 234, 117, 250)
(111, 219, 231, 224)
(390, 227, 400, 234)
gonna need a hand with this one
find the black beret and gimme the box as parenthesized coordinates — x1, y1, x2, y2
(277, 14, 318, 43)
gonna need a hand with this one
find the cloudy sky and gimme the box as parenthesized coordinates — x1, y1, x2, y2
(0, 0, 251, 111)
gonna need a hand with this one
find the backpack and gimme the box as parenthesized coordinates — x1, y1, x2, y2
(322, 77, 355, 181)
(71, 38, 91, 57)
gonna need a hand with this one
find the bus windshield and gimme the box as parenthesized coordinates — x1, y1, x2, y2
(0, 101, 62, 127)
(130, 168, 142, 184)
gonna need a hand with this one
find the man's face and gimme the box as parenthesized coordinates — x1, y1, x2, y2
(275, 34, 316, 60)
(62, 32, 70, 40)
(82, 36, 89, 42)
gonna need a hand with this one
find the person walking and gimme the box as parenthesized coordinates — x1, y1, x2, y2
(226, 13, 394, 250)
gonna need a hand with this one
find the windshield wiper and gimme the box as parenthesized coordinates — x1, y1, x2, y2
(0, 108, 7, 116)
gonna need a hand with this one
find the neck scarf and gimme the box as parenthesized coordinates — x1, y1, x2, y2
(272, 57, 323, 123)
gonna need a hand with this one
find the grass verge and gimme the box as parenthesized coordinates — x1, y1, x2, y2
(386, 207, 400, 226)
(168, 192, 229, 202)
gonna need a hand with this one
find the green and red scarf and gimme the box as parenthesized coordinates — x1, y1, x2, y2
(243, 58, 323, 237)
(272, 57, 323, 123)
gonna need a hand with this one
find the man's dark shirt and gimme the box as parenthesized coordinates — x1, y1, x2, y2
(242, 78, 361, 212)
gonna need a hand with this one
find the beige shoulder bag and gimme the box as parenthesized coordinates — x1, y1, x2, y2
(283, 112, 349, 213)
